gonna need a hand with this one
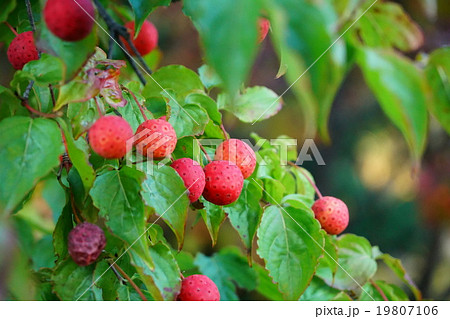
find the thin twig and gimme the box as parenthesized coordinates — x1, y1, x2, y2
(112, 263, 148, 301)
(49, 85, 56, 107)
(93, 97, 104, 116)
(288, 162, 323, 198)
(4, 22, 18, 36)
(196, 138, 212, 162)
(25, 0, 36, 32)
(93, 0, 152, 85)
(220, 123, 229, 139)
(370, 279, 389, 301)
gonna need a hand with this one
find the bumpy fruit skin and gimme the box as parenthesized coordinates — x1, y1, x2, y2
(178, 275, 220, 301)
(134, 119, 177, 159)
(312, 196, 349, 235)
(203, 161, 244, 206)
(214, 139, 256, 179)
(257, 18, 270, 43)
(7, 31, 39, 70)
(123, 20, 158, 56)
(171, 158, 206, 203)
(68, 223, 106, 266)
(44, 0, 95, 42)
(88, 116, 133, 159)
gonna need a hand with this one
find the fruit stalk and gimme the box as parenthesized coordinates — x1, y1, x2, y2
(369, 279, 389, 301)
(288, 161, 323, 198)
(195, 137, 212, 162)
(4, 22, 18, 36)
(122, 86, 150, 121)
(111, 263, 148, 301)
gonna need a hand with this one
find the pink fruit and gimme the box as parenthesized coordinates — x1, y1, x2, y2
(214, 139, 256, 179)
(44, 0, 95, 42)
(312, 196, 349, 235)
(178, 275, 220, 301)
(203, 161, 244, 206)
(134, 119, 177, 159)
(88, 115, 133, 159)
(68, 222, 106, 266)
(171, 158, 206, 203)
(7, 31, 39, 70)
(123, 20, 158, 56)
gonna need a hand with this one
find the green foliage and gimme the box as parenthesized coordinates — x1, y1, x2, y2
(0, 0, 440, 301)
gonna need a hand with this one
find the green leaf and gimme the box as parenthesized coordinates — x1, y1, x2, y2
(142, 65, 204, 101)
(224, 179, 263, 251)
(425, 47, 450, 134)
(351, 2, 423, 52)
(130, 242, 181, 300)
(254, 263, 284, 301)
(0, 0, 16, 23)
(39, 23, 97, 81)
(200, 201, 226, 246)
(315, 234, 339, 283)
(185, 93, 222, 124)
(183, 0, 262, 94)
(357, 48, 428, 160)
(163, 91, 209, 138)
(172, 136, 202, 164)
(90, 167, 154, 269)
(93, 260, 120, 301)
(194, 247, 257, 301)
(299, 276, 341, 301)
(359, 280, 409, 301)
(0, 85, 26, 121)
(57, 119, 95, 192)
(198, 64, 222, 90)
(128, 0, 170, 34)
(52, 259, 97, 300)
(14, 53, 65, 86)
(67, 100, 99, 138)
(256, 205, 324, 300)
(218, 86, 282, 123)
(320, 234, 377, 291)
(118, 90, 153, 132)
(260, 177, 285, 204)
(141, 165, 190, 249)
(0, 117, 63, 215)
(269, 0, 346, 139)
(376, 252, 421, 300)
(53, 203, 73, 262)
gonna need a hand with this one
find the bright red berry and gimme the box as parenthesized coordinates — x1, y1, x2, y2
(134, 119, 177, 159)
(203, 161, 244, 206)
(312, 196, 349, 235)
(123, 20, 158, 56)
(7, 31, 39, 70)
(214, 139, 256, 179)
(88, 115, 133, 159)
(257, 18, 270, 43)
(44, 0, 95, 42)
(178, 275, 220, 301)
(171, 158, 206, 203)
(68, 222, 106, 266)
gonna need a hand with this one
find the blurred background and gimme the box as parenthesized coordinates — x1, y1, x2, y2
(0, 0, 448, 300)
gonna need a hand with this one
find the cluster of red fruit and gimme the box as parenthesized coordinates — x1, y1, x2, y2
(7, 0, 158, 70)
(88, 114, 256, 206)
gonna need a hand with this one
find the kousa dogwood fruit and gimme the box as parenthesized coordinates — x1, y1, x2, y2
(214, 139, 256, 179)
(68, 222, 106, 266)
(134, 119, 177, 159)
(123, 20, 158, 56)
(177, 275, 220, 301)
(203, 161, 244, 205)
(312, 196, 349, 235)
(7, 31, 39, 70)
(88, 115, 133, 159)
(171, 158, 206, 203)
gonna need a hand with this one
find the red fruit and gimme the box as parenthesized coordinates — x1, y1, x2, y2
(203, 161, 244, 206)
(44, 0, 95, 42)
(7, 31, 39, 70)
(171, 158, 206, 203)
(68, 222, 106, 266)
(134, 119, 177, 159)
(312, 196, 349, 235)
(88, 115, 133, 159)
(214, 139, 256, 179)
(257, 18, 270, 43)
(178, 275, 220, 301)
(123, 20, 158, 56)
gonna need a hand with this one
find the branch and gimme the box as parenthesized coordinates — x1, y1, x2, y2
(112, 263, 148, 301)
(93, 0, 152, 85)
